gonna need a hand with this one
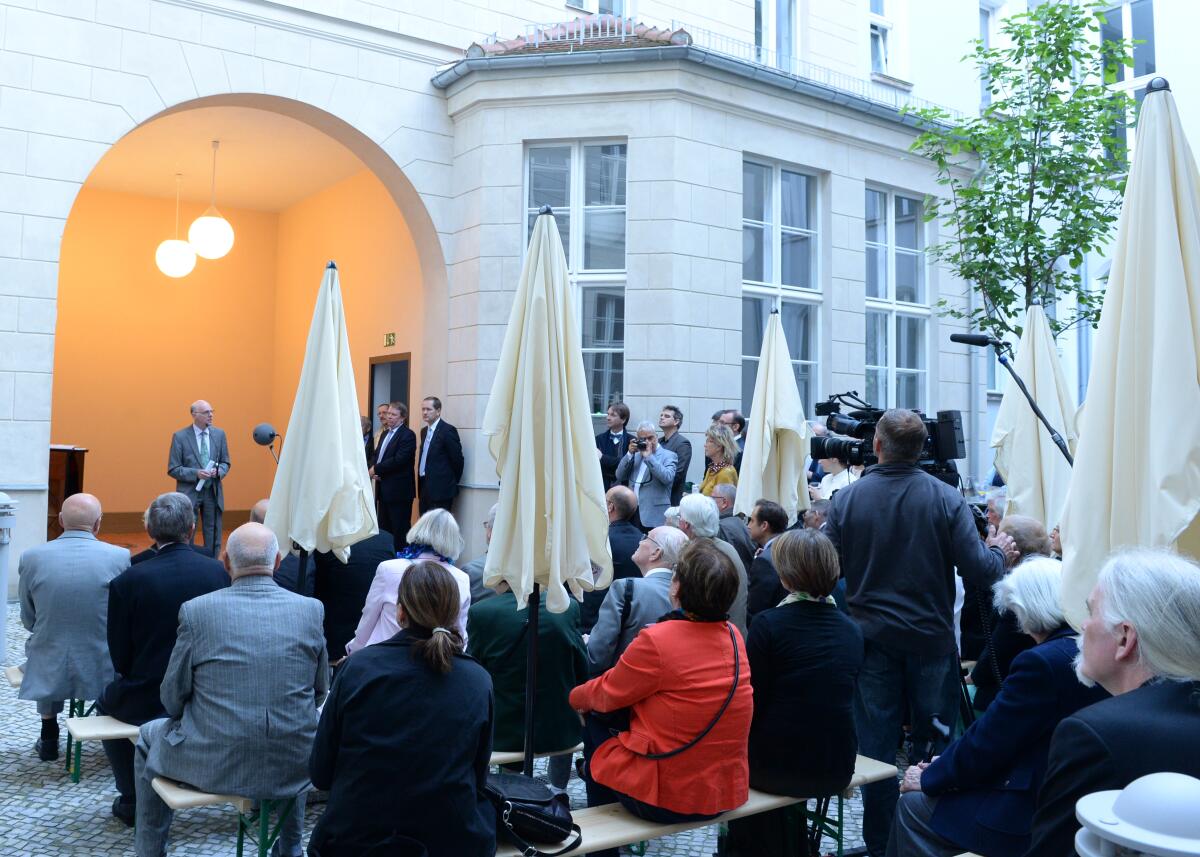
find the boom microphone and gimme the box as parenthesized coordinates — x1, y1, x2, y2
(949, 332, 996, 347)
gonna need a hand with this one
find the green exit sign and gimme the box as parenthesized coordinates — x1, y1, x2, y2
(384, 332, 396, 347)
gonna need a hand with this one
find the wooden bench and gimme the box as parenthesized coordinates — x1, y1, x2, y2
(63, 713, 134, 783)
(497, 754, 897, 857)
(4, 665, 22, 688)
(151, 777, 296, 857)
(490, 743, 584, 767)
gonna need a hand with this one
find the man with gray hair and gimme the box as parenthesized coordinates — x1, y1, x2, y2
(587, 525, 689, 676)
(615, 421, 678, 528)
(711, 483, 755, 572)
(17, 493, 129, 761)
(459, 503, 500, 604)
(98, 492, 228, 826)
(1027, 549, 1200, 857)
(133, 522, 328, 857)
(678, 493, 748, 635)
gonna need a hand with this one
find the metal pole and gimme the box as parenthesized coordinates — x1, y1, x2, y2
(522, 582, 540, 777)
(994, 346, 1074, 466)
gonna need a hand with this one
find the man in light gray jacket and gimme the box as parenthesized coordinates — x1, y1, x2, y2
(18, 493, 129, 761)
(614, 421, 677, 528)
(586, 525, 688, 677)
(133, 522, 328, 857)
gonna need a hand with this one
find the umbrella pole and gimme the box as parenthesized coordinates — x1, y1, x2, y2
(995, 348, 1075, 466)
(522, 582, 540, 777)
(295, 547, 309, 596)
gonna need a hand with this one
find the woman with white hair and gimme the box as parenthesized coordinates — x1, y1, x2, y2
(344, 509, 471, 658)
(887, 557, 1110, 857)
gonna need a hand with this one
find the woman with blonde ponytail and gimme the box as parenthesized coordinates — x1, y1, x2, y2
(309, 561, 495, 857)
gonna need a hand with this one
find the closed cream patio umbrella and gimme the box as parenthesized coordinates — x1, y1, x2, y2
(481, 207, 612, 773)
(265, 262, 377, 591)
(734, 308, 811, 526)
(990, 302, 1078, 529)
(1059, 78, 1200, 628)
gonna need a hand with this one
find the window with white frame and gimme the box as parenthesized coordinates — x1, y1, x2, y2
(979, 3, 994, 107)
(864, 187, 929, 410)
(1103, 1, 1155, 158)
(869, 1, 890, 75)
(526, 142, 627, 414)
(742, 160, 821, 414)
(753, 0, 799, 72)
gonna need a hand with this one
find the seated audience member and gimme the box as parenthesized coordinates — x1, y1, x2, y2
(888, 557, 1109, 857)
(809, 447, 856, 500)
(458, 504, 500, 605)
(711, 483, 756, 571)
(582, 487, 643, 633)
(699, 424, 739, 496)
(313, 527, 396, 663)
(345, 509, 471, 655)
(17, 493, 129, 761)
(726, 529, 864, 857)
(309, 562, 495, 857)
(570, 539, 753, 857)
(248, 499, 307, 596)
(804, 498, 831, 531)
(678, 494, 748, 635)
(468, 576, 586, 789)
(133, 523, 327, 857)
(745, 499, 790, 624)
(970, 515, 1052, 711)
(1027, 549, 1200, 857)
(615, 421, 678, 528)
(587, 526, 689, 676)
(985, 487, 1007, 530)
(98, 492, 229, 826)
(663, 507, 681, 528)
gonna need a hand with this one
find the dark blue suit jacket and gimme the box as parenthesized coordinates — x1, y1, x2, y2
(921, 627, 1108, 857)
(580, 518, 642, 633)
(595, 429, 633, 491)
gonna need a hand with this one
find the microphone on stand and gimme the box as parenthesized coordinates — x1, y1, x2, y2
(253, 423, 280, 464)
(949, 332, 1000, 348)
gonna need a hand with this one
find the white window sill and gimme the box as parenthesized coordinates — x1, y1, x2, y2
(871, 71, 913, 91)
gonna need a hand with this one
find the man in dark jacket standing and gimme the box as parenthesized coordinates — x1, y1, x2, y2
(417, 396, 464, 514)
(594, 401, 632, 491)
(97, 492, 228, 825)
(658, 404, 692, 505)
(370, 401, 417, 551)
(823, 410, 1016, 856)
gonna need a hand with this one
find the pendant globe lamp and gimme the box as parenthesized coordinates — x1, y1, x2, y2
(188, 139, 235, 260)
(156, 173, 197, 278)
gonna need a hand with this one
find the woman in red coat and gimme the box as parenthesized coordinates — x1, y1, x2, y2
(570, 538, 753, 851)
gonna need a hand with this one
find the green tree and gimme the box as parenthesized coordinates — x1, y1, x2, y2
(908, 1, 1134, 339)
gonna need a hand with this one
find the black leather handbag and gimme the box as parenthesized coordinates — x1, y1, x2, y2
(484, 771, 582, 856)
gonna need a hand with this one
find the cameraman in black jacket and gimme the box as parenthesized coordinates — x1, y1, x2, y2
(824, 409, 1017, 856)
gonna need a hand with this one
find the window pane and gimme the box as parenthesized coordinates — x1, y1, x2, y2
(866, 368, 888, 409)
(894, 196, 923, 250)
(528, 210, 570, 258)
(870, 0, 885, 14)
(742, 296, 768, 357)
(895, 250, 924, 303)
(584, 144, 627, 207)
(742, 358, 759, 415)
(793, 362, 813, 412)
(776, 0, 796, 61)
(584, 351, 624, 415)
(743, 224, 770, 282)
(528, 147, 571, 209)
(897, 315, 925, 370)
(896, 370, 924, 411)
(781, 171, 812, 230)
(584, 209, 626, 270)
(865, 190, 886, 243)
(582, 287, 624, 348)
(781, 230, 813, 289)
(780, 300, 814, 362)
(866, 244, 886, 299)
(871, 25, 887, 73)
(866, 310, 888, 368)
(1101, 6, 1124, 84)
(1131, 0, 1155, 77)
(743, 162, 771, 222)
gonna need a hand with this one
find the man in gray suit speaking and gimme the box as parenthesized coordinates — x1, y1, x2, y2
(133, 522, 327, 857)
(17, 493, 129, 760)
(167, 399, 230, 551)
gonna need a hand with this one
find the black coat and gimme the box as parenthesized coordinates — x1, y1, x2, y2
(308, 631, 495, 857)
(313, 531, 396, 661)
(418, 421, 464, 502)
(581, 519, 642, 633)
(273, 553, 313, 597)
(746, 542, 785, 626)
(745, 600, 864, 797)
(374, 426, 417, 503)
(970, 610, 1036, 712)
(100, 543, 229, 724)
(595, 429, 633, 491)
(1027, 679, 1200, 857)
(130, 543, 213, 564)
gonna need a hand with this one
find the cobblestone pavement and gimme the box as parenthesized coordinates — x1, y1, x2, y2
(3, 602, 867, 855)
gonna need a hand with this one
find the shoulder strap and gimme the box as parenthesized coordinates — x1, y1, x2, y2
(619, 578, 634, 629)
(634, 624, 740, 761)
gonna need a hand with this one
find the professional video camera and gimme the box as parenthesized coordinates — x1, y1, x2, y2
(809, 391, 966, 485)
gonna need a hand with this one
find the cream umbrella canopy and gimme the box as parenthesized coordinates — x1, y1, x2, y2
(990, 302, 1078, 528)
(481, 208, 613, 610)
(265, 262, 378, 582)
(733, 308, 812, 525)
(1059, 78, 1200, 628)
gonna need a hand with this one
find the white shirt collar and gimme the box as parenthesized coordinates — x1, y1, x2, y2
(646, 567, 672, 577)
(193, 425, 208, 438)
(427, 418, 441, 434)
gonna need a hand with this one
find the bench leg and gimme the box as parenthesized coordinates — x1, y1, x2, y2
(237, 796, 297, 857)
